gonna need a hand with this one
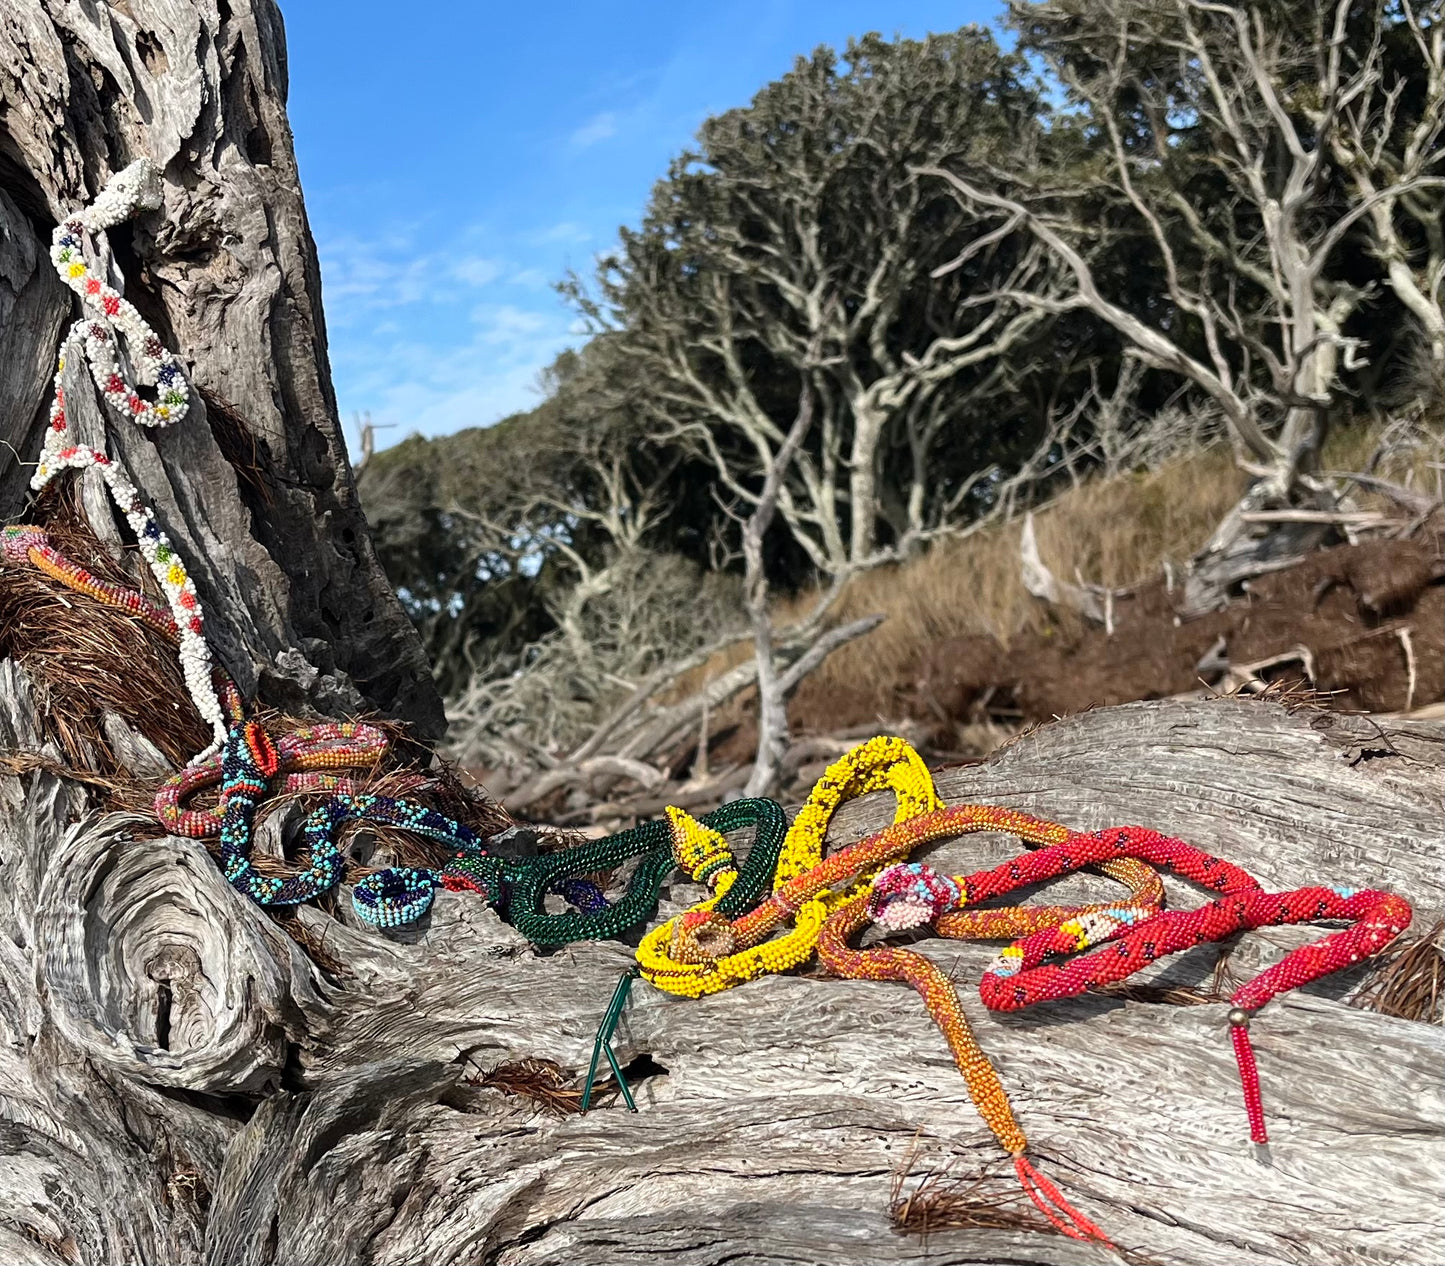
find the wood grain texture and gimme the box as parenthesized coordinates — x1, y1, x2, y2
(4, 690, 1441, 1266)
(0, 0, 442, 735)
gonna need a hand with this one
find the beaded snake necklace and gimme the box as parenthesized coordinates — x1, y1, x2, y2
(29, 160, 225, 760)
(870, 827, 1411, 1149)
(817, 807, 1174, 1244)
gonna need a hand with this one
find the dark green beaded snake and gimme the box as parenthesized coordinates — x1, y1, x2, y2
(209, 716, 785, 945)
(504, 799, 789, 946)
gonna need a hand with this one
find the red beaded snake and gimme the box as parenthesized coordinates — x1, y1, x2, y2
(968, 828, 1412, 1144)
(859, 818, 1411, 1243)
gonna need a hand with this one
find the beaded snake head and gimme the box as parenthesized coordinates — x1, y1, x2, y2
(1, 524, 45, 565)
(868, 861, 964, 931)
(664, 805, 743, 962)
(235, 720, 280, 780)
(669, 909, 737, 963)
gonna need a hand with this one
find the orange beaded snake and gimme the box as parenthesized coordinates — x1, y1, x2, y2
(816, 805, 1165, 1245)
(3, 522, 397, 838)
(2, 521, 247, 725)
(639, 742, 1163, 1245)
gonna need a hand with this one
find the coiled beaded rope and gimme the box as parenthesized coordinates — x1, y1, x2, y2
(215, 719, 492, 923)
(33, 161, 225, 759)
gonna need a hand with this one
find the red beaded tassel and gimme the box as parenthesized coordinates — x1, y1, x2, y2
(1229, 1011, 1268, 1144)
(1013, 1154, 1115, 1247)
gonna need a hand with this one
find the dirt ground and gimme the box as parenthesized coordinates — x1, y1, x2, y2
(783, 531, 1443, 754)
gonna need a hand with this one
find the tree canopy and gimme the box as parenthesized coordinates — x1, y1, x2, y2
(360, 2, 1442, 692)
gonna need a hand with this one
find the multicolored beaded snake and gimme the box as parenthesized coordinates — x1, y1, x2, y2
(30, 160, 225, 759)
(154, 718, 391, 837)
(1, 521, 247, 727)
(866, 824, 1411, 1208)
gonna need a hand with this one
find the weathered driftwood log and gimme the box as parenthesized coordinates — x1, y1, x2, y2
(3, 694, 1441, 1266)
(0, 0, 441, 734)
(3, 5, 1442, 1266)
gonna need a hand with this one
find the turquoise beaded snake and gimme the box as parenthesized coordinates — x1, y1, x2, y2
(213, 718, 788, 936)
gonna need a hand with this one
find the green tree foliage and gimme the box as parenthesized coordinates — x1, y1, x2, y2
(361, 7, 1442, 693)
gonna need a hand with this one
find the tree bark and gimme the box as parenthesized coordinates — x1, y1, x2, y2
(0, 0, 442, 734)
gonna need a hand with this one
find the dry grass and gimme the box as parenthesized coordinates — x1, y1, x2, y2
(0, 481, 213, 771)
(464, 1056, 621, 1115)
(1352, 919, 1444, 1024)
(728, 419, 1438, 722)
(778, 444, 1247, 715)
(888, 1159, 1062, 1239)
(668, 444, 1248, 713)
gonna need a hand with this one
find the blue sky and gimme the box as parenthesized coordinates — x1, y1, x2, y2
(284, 1, 1006, 451)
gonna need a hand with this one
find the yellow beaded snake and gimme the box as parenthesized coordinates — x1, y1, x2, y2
(636, 735, 941, 996)
(639, 738, 1160, 1244)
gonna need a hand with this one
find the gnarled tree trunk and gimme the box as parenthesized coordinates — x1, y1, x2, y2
(1, 6, 1441, 1266)
(3, 689, 1442, 1265)
(0, 0, 441, 731)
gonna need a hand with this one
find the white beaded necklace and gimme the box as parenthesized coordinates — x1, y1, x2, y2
(35, 160, 226, 761)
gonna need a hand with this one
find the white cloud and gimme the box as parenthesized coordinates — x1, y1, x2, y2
(507, 266, 552, 289)
(318, 231, 506, 320)
(568, 110, 618, 149)
(320, 221, 583, 448)
(452, 255, 503, 287)
(333, 299, 579, 447)
(527, 220, 592, 245)
(469, 303, 549, 341)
